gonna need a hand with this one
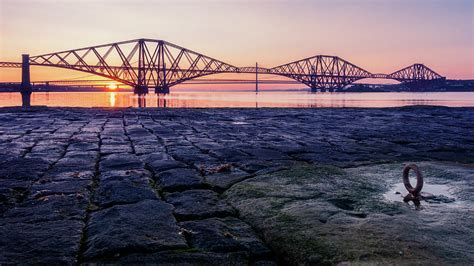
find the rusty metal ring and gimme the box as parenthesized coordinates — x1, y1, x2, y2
(403, 164, 424, 196)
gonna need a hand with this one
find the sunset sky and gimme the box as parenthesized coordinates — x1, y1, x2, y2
(0, 0, 473, 84)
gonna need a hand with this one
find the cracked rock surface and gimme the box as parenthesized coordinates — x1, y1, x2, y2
(0, 106, 472, 264)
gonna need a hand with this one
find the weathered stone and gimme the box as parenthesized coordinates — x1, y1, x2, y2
(208, 147, 249, 161)
(225, 162, 474, 265)
(140, 152, 188, 172)
(25, 151, 63, 164)
(86, 250, 249, 265)
(98, 169, 150, 182)
(99, 153, 144, 172)
(93, 179, 157, 207)
(100, 144, 133, 155)
(156, 168, 203, 192)
(204, 168, 252, 191)
(0, 179, 30, 213)
(0, 158, 50, 180)
(164, 189, 235, 220)
(83, 200, 187, 259)
(0, 220, 83, 264)
(30, 179, 91, 198)
(242, 148, 291, 161)
(0, 107, 473, 265)
(55, 156, 96, 171)
(168, 148, 220, 167)
(43, 170, 95, 181)
(68, 141, 99, 151)
(1, 193, 89, 224)
(180, 217, 271, 260)
(233, 160, 274, 173)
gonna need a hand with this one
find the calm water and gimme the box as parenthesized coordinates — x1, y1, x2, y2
(0, 91, 473, 108)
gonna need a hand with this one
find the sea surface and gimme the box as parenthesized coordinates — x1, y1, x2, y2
(0, 91, 473, 108)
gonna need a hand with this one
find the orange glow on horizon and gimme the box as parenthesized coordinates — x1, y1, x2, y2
(107, 83, 118, 90)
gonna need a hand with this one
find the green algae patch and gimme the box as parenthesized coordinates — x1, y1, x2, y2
(224, 162, 474, 265)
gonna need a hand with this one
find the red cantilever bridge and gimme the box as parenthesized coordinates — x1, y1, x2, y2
(0, 38, 445, 94)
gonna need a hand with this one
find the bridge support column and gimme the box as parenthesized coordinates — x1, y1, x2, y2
(155, 86, 170, 94)
(134, 85, 148, 95)
(21, 54, 32, 107)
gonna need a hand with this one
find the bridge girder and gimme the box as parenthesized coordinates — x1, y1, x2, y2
(27, 38, 240, 94)
(387, 63, 445, 90)
(270, 55, 373, 90)
(0, 39, 446, 93)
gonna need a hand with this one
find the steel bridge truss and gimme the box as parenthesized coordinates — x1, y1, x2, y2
(270, 55, 373, 90)
(0, 38, 446, 93)
(27, 39, 240, 94)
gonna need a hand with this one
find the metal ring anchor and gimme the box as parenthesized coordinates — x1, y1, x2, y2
(403, 164, 424, 197)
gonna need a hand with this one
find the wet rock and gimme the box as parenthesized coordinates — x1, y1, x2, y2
(30, 179, 91, 198)
(93, 179, 158, 207)
(1, 194, 89, 224)
(98, 169, 151, 182)
(100, 144, 133, 155)
(156, 168, 203, 192)
(86, 250, 249, 264)
(141, 152, 188, 172)
(164, 189, 235, 220)
(170, 150, 221, 169)
(25, 152, 63, 164)
(83, 199, 187, 259)
(243, 148, 291, 161)
(99, 153, 144, 172)
(179, 217, 271, 260)
(208, 147, 249, 162)
(204, 168, 252, 191)
(68, 141, 99, 151)
(0, 107, 473, 264)
(0, 158, 50, 180)
(0, 220, 83, 264)
(235, 160, 275, 173)
(225, 162, 474, 265)
(43, 170, 95, 181)
(133, 144, 161, 155)
(0, 179, 30, 213)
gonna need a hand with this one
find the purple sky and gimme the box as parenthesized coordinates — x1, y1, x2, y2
(1, 0, 473, 82)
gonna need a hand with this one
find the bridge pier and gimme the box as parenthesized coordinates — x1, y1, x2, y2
(155, 86, 170, 94)
(21, 54, 32, 107)
(134, 85, 148, 95)
(137, 95, 146, 107)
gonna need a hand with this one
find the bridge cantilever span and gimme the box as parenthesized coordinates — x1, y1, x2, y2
(0, 38, 446, 93)
(26, 38, 242, 94)
(386, 63, 446, 89)
(371, 73, 389, 79)
(269, 55, 373, 90)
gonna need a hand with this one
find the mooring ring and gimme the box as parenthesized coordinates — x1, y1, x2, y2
(402, 164, 424, 195)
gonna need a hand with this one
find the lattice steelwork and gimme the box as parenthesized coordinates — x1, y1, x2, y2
(28, 38, 239, 93)
(0, 62, 22, 68)
(0, 38, 446, 93)
(388, 64, 444, 81)
(270, 55, 372, 90)
(386, 64, 445, 90)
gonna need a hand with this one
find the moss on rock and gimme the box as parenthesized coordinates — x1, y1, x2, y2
(224, 162, 474, 265)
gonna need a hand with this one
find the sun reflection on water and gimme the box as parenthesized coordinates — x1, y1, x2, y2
(109, 92, 116, 107)
(0, 91, 473, 108)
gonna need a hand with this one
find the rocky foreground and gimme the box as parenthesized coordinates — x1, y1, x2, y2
(0, 106, 473, 265)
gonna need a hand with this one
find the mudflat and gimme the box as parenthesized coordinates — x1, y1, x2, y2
(0, 107, 473, 264)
